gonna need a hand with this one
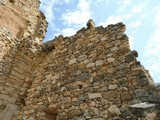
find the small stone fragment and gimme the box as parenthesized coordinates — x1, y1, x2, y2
(87, 19, 95, 29)
(88, 93, 102, 99)
(108, 105, 121, 114)
(107, 58, 115, 63)
(69, 58, 77, 65)
(86, 63, 95, 68)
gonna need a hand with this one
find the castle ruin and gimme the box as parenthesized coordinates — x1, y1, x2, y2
(0, 0, 160, 120)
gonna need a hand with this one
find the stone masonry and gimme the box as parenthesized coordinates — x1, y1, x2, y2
(0, 0, 160, 120)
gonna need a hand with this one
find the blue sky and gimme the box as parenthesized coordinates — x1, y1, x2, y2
(39, 0, 160, 83)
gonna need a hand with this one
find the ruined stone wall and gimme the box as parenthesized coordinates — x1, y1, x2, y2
(0, 27, 47, 120)
(0, 0, 160, 120)
(13, 23, 157, 120)
(0, 0, 47, 119)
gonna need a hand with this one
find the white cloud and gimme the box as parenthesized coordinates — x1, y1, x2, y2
(144, 5, 160, 83)
(117, 0, 149, 13)
(131, 29, 138, 34)
(40, 0, 56, 25)
(132, 5, 142, 14)
(94, 0, 110, 5)
(59, 28, 76, 36)
(100, 16, 123, 26)
(99, 14, 132, 27)
(117, 0, 132, 12)
(61, 0, 92, 27)
(64, 0, 72, 4)
(131, 1, 149, 15)
(145, 31, 160, 57)
(40, 0, 75, 26)
(128, 21, 141, 28)
(145, 7, 160, 57)
(153, 7, 160, 27)
(144, 59, 160, 83)
(128, 35, 134, 49)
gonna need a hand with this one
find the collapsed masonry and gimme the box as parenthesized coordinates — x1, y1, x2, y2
(0, 0, 160, 120)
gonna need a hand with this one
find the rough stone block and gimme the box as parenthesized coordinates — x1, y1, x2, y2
(108, 84, 117, 90)
(102, 91, 118, 99)
(95, 60, 104, 66)
(0, 94, 9, 101)
(108, 105, 121, 115)
(107, 58, 115, 63)
(88, 93, 102, 99)
(11, 70, 25, 79)
(0, 104, 20, 120)
(77, 55, 87, 61)
(69, 58, 77, 65)
(121, 92, 132, 101)
(111, 47, 119, 52)
(75, 73, 91, 81)
(86, 63, 95, 68)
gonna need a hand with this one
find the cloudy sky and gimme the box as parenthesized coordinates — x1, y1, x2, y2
(39, 0, 160, 83)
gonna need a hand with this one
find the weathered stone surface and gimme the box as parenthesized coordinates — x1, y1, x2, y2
(129, 102, 157, 109)
(129, 102, 158, 119)
(121, 92, 132, 101)
(90, 118, 105, 120)
(0, 94, 9, 101)
(107, 58, 115, 63)
(108, 105, 121, 114)
(107, 67, 115, 73)
(87, 19, 95, 29)
(88, 93, 102, 99)
(111, 47, 119, 52)
(69, 58, 77, 65)
(0, 104, 20, 120)
(108, 84, 117, 90)
(134, 89, 149, 98)
(86, 63, 95, 68)
(112, 61, 120, 66)
(95, 60, 104, 66)
(102, 91, 118, 99)
(0, 2, 158, 120)
(77, 55, 87, 61)
(75, 73, 91, 81)
(70, 70, 80, 77)
(0, 5, 27, 39)
(46, 104, 57, 113)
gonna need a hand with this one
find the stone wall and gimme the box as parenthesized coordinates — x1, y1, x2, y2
(0, 28, 46, 120)
(0, 0, 160, 120)
(0, 0, 47, 41)
(0, 0, 47, 119)
(13, 23, 158, 120)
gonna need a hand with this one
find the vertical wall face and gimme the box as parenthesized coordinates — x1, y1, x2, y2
(0, 0, 158, 120)
(14, 23, 156, 120)
(0, 0, 47, 119)
(0, 0, 47, 41)
(0, 23, 46, 120)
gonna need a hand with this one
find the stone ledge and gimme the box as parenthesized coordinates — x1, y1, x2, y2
(129, 102, 160, 118)
(129, 102, 157, 109)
